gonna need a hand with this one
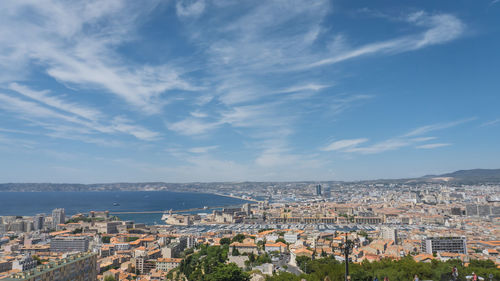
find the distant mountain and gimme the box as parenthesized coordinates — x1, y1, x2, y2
(0, 169, 499, 192)
(426, 169, 500, 184)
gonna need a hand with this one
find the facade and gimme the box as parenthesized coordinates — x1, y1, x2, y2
(155, 258, 182, 272)
(50, 236, 89, 252)
(316, 184, 322, 196)
(264, 242, 287, 253)
(33, 214, 44, 231)
(0, 259, 12, 273)
(51, 208, 65, 229)
(355, 217, 383, 224)
(135, 258, 156, 274)
(4, 252, 97, 281)
(229, 242, 258, 254)
(95, 221, 122, 234)
(241, 203, 251, 216)
(421, 237, 467, 254)
(284, 233, 298, 244)
(12, 255, 37, 271)
(381, 227, 398, 245)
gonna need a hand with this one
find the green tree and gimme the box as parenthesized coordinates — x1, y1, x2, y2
(32, 255, 42, 264)
(206, 263, 250, 281)
(72, 228, 83, 234)
(220, 237, 231, 245)
(232, 246, 240, 256)
(104, 276, 116, 281)
(232, 234, 246, 243)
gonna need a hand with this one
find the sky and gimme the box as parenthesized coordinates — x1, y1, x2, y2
(0, 0, 499, 183)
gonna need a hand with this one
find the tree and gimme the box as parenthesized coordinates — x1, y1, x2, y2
(72, 228, 83, 234)
(104, 276, 116, 281)
(220, 237, 231, 245)
(232, 234, 246, 243)
(32, 255, 42, 264)
(248, 253, 256, 263)
(101, 236, 111, 243)
(232, 246, 240, 256)
(206, 263, 249, 281)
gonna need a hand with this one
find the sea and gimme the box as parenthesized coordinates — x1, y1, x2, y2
(0, 191, 250, 225)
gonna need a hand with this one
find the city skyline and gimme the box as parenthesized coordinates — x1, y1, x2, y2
(0, 0, 499, 183)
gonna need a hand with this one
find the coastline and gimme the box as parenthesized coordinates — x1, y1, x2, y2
(0, 191, 252, 221)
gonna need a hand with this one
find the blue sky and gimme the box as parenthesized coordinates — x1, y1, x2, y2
(0, 0, 499, 183)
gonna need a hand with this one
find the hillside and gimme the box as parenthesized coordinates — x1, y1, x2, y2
(425, 169, 500, 184)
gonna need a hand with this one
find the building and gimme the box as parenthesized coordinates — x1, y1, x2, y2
(95, 221, 122, 234)
(156, 258, 182, 272)
(355, 217, 383, 224)
(33, 214, 44, 231)
(3, 252, 97, 281)
(0, 259, 12, 273)
(161, 237, 188, 258)
(421, 237, 467, 254)
(478, 205, 491, 217)
(12, 255, 37, 272)
(135, 258, 156, 274)
(381, 226, 398, 245)
(51, 208, 65, 229)
(284, 233, 298, 244)
(229, 241, 258, 254)
(264, 242, 287, 253)
(50, 236, 89, 252)
(316, 184, 322, 196)
(450, 208, 464, 216)
(241, 203, 251, 216)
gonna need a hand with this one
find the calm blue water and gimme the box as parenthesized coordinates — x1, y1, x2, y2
(0, 191, 249, 225)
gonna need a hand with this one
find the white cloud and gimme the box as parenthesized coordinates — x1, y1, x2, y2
(322, 138, 368, 151)
(329, 94, 373, 115)
(307, 12, 465, 68)
(188, 145, 218, 153)
(0, 0, 196, 112)
(345, 138, 420, 154)
(416, 143, 451, 149)
(110, 117, 160, 141)
(9, 83, 101, 121)
(0, 87, 159, 141)
(328, 119, 470, 154)
(176, 0, 206, 18)
(167, 118, 221, 136)
(276, 83, 331, 94)
(404, 118, 475, 137)
(481, 118, 500, 127)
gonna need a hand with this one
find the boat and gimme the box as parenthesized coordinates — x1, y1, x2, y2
(113, 202, 120, 206)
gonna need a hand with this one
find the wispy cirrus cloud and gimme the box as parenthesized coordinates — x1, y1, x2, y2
(0, 0, 196, 112)
(322, 138, 369, 151)
(481, 118, 500, 127)
(416, 143, 452, 149)
(176, 0, 206, 18)
(307, 11, 465, 68)
(1, 84, 160, 142)
(404, 118, 475, 137)
(8, 83, 101, 121)
(188, 145, 218, 154)
(325, 118, 470, 154)
(167, 118, 221, 136)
